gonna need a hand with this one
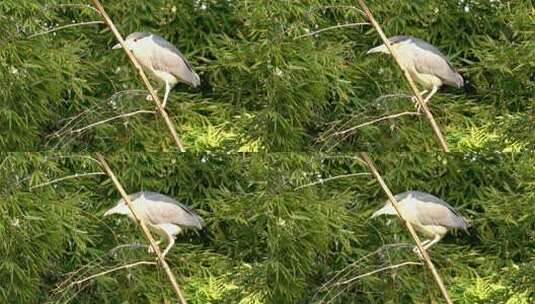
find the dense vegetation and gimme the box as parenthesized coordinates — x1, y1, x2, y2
(1, 0, 534, 303)
(1, 153, 534, 303)
(1, 0, 533, 151)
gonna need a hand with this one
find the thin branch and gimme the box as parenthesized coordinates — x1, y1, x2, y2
(96, 154, 188, 304)
(316, 243, 413, 295)
(29, 172, 105, 190)
(60, 261, 156, 292)
(334, 262, 422, 286)
(332, 111, 420, 136)
(359, 153, 453, 304)
(294, 22, 369, 39)
(27, 21, 104, 39)
(91, 0, 186, 152)
(294, 172, 370, 190)
(358, 1, 449, 151)
(374, 93, 413, 103)
(71, 110, 156, 134)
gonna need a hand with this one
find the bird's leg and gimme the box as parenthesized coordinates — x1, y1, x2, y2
(415, 86, 439, 112)
(161, 231, 175, 257)
(160, 81, 171, 110)
(422, 234, 443, 250)
(412, 239, 431, 254)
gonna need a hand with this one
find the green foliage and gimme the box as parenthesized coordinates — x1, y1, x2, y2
(1, 153, 534, 303)
(1, 0, 533, 151)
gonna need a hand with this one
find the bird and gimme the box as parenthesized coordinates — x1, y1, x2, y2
(370, 191, 470, 255)
(367, 36, 463, 109)
(104, 191, 205, 257)
(112, 32, 200, 109)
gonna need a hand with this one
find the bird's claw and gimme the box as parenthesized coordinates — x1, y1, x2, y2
(413, 246, 425, 260)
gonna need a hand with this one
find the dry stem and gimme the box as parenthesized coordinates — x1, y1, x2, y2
(332, 111, 420, 136)
(294, 172, 370, 190)
(72, 110, 155, 134)
(294, 22, 369, 39)
(29, 172, 105, 190)
(27, 21, 104, 39)
(334, 261, 422, 286)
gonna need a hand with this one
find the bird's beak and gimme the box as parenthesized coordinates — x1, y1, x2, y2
(103, 206, 117, 216)
(366, 45, 387, 55)
(370, 207, 387, 219)
(112, 43, 122, 50)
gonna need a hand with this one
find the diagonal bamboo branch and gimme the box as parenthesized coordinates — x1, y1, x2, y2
(95, 154, 188, 304)
(359, 153, 453, 304)
(91, 0, 186, 152)
(357, 1, 450, 151)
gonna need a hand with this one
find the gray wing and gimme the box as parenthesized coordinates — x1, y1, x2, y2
(136, 191, 205, 229)
(397, 191, 469, 229)
(150, 34, 200, 87)
(410, 38, 463, 87)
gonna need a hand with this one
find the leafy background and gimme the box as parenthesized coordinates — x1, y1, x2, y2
(1, 152, 534, 303)
(1, 0, 533, 151)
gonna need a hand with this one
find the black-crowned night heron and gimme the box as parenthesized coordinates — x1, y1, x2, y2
(367, 36, 463, 108)
(104, 191, 205, 256)
(371, 191, 470, 255)
(112, 32, 200, 108)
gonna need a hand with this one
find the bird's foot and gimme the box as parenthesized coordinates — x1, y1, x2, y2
(147, 241, 161, 254)
(412, 97, 427, 113)
(413, 246, 425, 260)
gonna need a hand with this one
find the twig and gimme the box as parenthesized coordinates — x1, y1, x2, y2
(27, 21, 104, 39)
(96, 154, 188, 304)
(91, 0, 186, 152)
(47, 110, 90, 139)
(294, 173, 370, 190)
(332, 111, 420, 136)
(358, 1, 449, 151)
(62, 261, 156, 291)
(71, 110, 156, 134)
(359, 153, 453, 304)
(334, 261, 422, 286)
(294, 22, 369, 39)
(374, 93, 413, 103)
(29, 172, 105, 190)
(316, 243, 412, 296)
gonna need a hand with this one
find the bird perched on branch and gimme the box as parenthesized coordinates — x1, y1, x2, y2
(104, 191, 205, 257)
(113, 32, 200, 109)
(367, 36, 463, 110)
(371, 191, 470, 255)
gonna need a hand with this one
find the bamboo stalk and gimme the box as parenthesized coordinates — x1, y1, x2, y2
(96, 154, 188, 304)
(360, 153, 453, 304)
(91, 0, 186, 152)
(357, 1, 450, 151)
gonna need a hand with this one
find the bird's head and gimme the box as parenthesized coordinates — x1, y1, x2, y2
(366, 35, 413, 55)
(103, 199, 131, 217)
(112, 32, 152, 51)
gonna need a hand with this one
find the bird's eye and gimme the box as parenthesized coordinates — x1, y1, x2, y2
(133, 39, 138, 42)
